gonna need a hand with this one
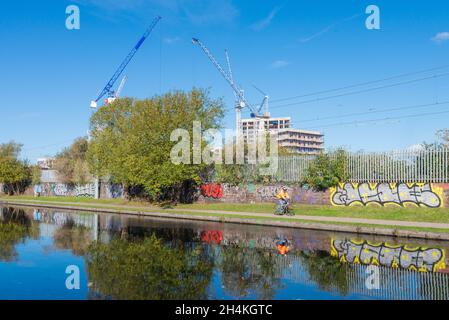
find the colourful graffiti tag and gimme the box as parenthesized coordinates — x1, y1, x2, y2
(331, 239, 446, 272)
(201, 183, 223, 199)
(330, 182, 443, 208)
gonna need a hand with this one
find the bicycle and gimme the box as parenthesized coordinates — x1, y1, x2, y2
(274, 199, 295, 216)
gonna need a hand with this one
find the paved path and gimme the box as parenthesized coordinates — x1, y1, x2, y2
(2, 198, 449, 230)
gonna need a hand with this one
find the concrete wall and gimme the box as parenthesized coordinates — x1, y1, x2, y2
(28, 182, 125, 199)
(198, 182, 449, 208)
(198, 183, 330, 205)
(99, 181, 125, 199)
(30, 183, 98, 198)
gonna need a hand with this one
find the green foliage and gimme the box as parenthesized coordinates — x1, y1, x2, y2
(0, 141, 31, 194)
(31, 165, 42, 185)
(54, 137, 92, 185)
(214, 134, 285, 185)
(86, 235, 214, 299)
(302, 149, 348, 191)
(87, 89, 224, 201)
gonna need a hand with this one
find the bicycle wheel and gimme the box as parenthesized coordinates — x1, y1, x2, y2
(273, 202, 282, 215)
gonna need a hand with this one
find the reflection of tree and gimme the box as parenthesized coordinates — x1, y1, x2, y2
(53, 219, 93, 256)
(0, 207, 40, 261)
(0, 223, 28, 261)
(299, 250, 351, 296)
(219, 247, 282, 299)
(86, 234, 214, 300)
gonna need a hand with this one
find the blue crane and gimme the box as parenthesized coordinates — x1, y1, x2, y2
(90, 16, 162, 108)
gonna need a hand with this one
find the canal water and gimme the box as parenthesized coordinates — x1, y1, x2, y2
(0, 205, 448, 300)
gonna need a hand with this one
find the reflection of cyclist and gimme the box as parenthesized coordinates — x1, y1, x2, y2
(277, 239, 289, 256)
(276, 186, 290, 212)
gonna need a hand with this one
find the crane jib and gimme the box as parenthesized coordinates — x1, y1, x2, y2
(90, 15, 161, 108)
(135, 36, 146, 50)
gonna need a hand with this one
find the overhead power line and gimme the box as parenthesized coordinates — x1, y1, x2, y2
(303, 108, 449, 130)
(299, 100, 449, 123)
(267, 72, 449, 111)
(269, 64, 449, 104)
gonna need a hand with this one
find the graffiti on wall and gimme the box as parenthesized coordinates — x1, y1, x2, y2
(51, 184, 68, 196)
(330, 182, 443, 208)
(256, 185, 284, 201)
(331, 239, 446, 272)
(201, 183, 223, 199)
(41, 183, 96, 198)
(74, 184, 96, 198)
(106, 184, 124, 199)
(201, 183, 330, 205)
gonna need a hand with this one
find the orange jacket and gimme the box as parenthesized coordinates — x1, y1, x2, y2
(277, 245, 289, 255)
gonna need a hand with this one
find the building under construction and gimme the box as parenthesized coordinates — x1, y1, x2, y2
(192, 38, 324, 155)
(241, 116, 324, 154)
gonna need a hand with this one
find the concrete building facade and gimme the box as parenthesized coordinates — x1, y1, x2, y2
(240, 116, 324, 154)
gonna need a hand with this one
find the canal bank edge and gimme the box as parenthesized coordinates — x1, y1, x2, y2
(2, 200, 449, 241)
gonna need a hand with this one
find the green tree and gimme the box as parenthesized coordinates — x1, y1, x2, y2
(31, 165, 42, 185)
(302, 149, 348, 191)
(0, 141, 31, 195)
(214, 134, 289, 185)
(53, 137, 92, 185)
(87, 89, 224, 201)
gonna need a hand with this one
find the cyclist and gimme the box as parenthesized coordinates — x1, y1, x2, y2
(276, 186, 290, 214)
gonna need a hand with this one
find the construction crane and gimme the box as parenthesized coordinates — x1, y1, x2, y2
(90, 16, 162, 108)
(104, 75, 127, 105)
(252, 85, 270, 118)
(192, 38, 268, 136)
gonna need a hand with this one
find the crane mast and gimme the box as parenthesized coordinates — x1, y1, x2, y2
(90, 16, 161, 108)
(224, 49, 242, 135)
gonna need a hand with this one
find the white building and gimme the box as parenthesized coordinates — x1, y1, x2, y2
(240, 117, 324, 154)
(36, 158, 55, 170)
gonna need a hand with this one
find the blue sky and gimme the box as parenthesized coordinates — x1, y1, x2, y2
(1, 0, 449, 162)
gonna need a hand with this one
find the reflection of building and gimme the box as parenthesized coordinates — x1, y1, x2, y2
(240, 117, 324, 154)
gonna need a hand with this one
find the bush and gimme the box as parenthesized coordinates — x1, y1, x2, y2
(302, 149, 348, 191)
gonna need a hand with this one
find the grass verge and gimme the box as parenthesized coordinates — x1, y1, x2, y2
(3, 195, 449, 224)
(2, 196, 449, 235)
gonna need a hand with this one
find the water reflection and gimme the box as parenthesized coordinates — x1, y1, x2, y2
(0, 208, 40, 261)
(0, 205, 449, 300)
(331, 238, 446, 272)
(86, 236, 214, 300)
(53, 219, 92, 256)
